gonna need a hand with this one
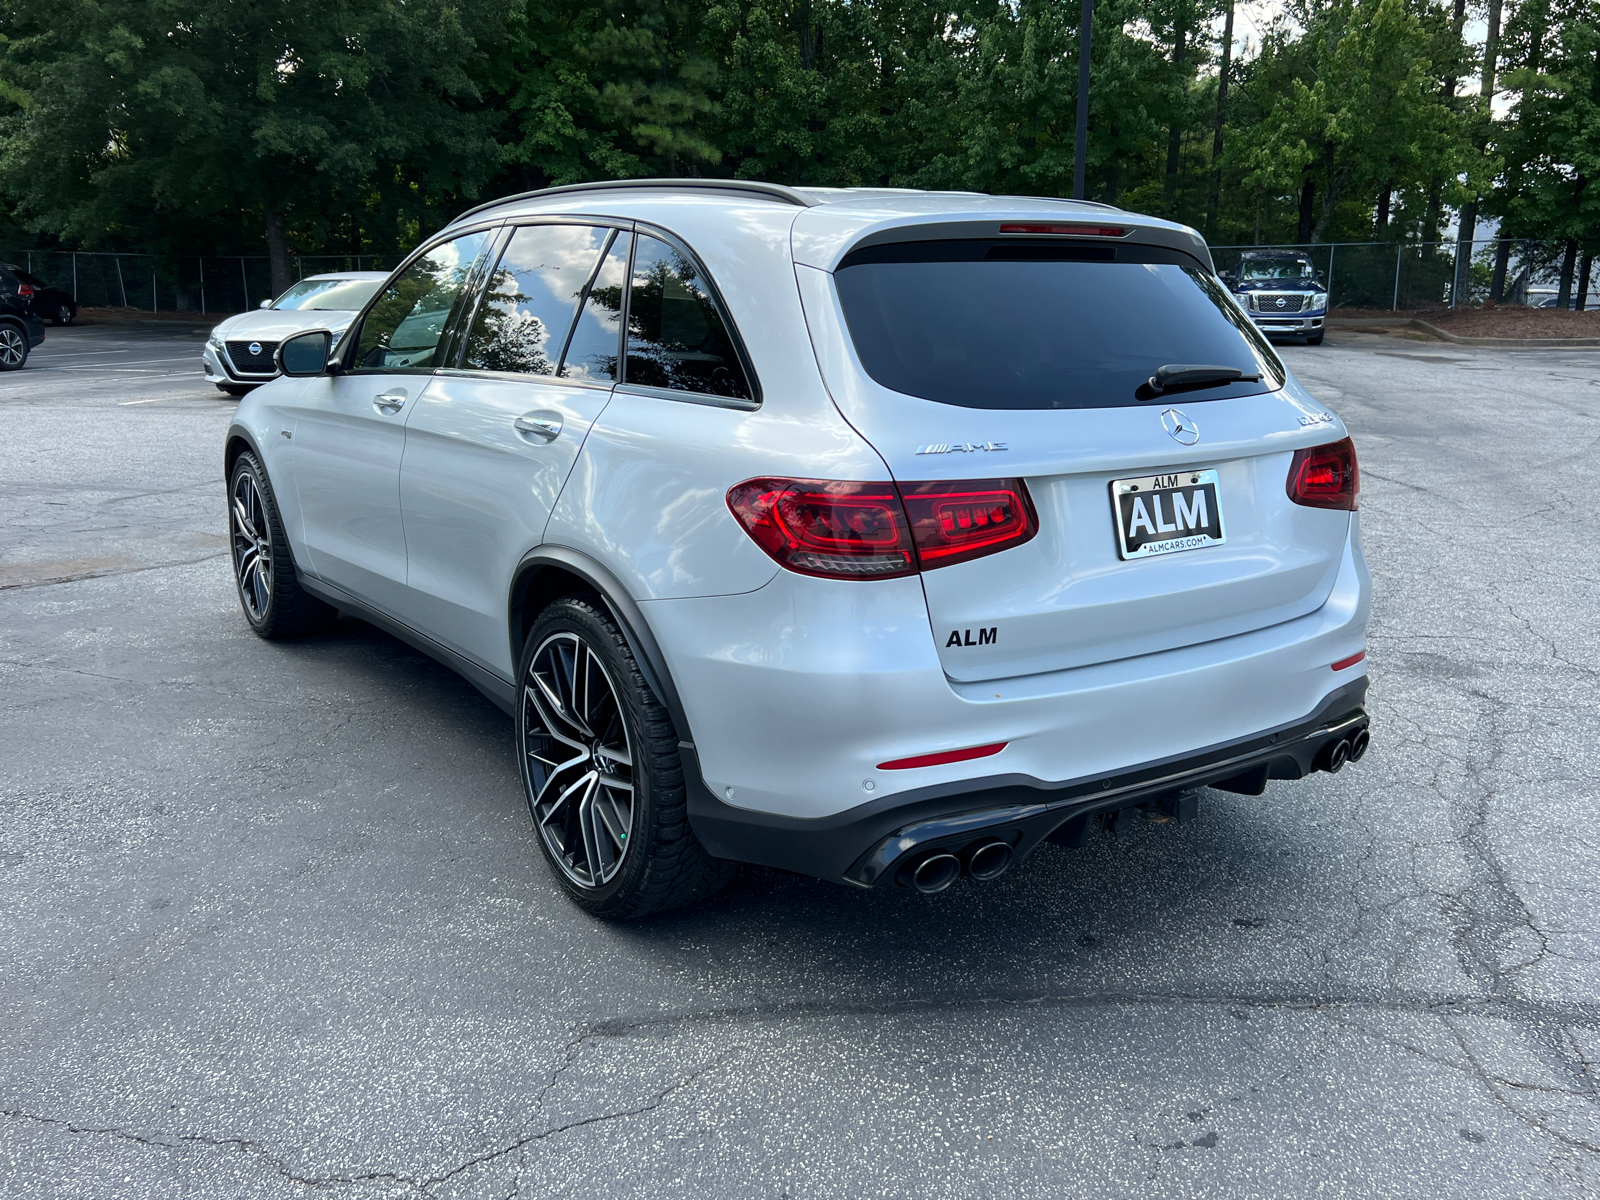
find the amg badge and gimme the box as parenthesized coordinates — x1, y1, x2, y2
(917, 442, 1008, 455)
(946, 627, 997, 648)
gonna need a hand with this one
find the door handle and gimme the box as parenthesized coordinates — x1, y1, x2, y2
(373, 389, 407, 414)
(514, 411, 563, 442)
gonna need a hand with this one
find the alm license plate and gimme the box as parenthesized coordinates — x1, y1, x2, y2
(1111, 468, 1225, 560)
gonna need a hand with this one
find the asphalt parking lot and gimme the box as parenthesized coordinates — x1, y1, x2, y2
(2, 321, 1598, 1198)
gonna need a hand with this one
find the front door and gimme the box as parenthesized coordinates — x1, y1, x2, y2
(397, 223, 631, 676)
(289, 228, 494, 614)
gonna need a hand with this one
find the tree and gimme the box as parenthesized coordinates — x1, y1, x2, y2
(1228, 0, 1471, 246)
(1490, 0, 1600, 305)
(0, 0, 510, 289)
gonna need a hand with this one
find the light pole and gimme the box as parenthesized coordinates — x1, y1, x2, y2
(1073, 0, 1093, 199)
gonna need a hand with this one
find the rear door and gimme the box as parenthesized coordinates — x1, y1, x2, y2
(395, 223, 630, 677)
(796, 233, 1352, 683)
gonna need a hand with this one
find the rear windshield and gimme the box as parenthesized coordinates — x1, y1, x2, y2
(834, 241, 1284, 409)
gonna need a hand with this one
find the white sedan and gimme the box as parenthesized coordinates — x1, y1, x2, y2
(203, 272, 387, 395)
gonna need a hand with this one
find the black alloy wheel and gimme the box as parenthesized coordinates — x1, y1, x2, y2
(518, 596, 733, 918)
(54, 304, 73, 326)
(0, 324, 27, 371)
(226, 451, 336, 639)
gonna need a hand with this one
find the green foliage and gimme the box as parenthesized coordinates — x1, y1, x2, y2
(0, 0, 1593, 260)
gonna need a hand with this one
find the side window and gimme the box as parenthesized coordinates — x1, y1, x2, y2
(560, 232, 631, 382)
(623, 234, 752, 401)
(353, 230, 492, 371)
(462, 224, 609, 376)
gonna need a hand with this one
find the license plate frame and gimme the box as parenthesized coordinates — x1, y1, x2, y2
(1110, 468, 1226, 561)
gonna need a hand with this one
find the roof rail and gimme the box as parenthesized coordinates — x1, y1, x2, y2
(455, 178, 817, 223)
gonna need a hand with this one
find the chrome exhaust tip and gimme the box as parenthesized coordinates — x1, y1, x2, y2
(966, 840, 1013, 882)
(902, 851, 962, 894)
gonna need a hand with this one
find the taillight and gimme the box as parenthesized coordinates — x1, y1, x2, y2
(900, 479, 1037, 568)
(1287, 437, 1359, 510)
(726, 479, 917, 579)
(727, 477, 1039, 580)
(16, 284, 34, 297)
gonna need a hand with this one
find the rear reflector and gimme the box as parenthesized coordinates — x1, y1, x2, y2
(1331, 650, 1366, 671)
(999, 223, 1128, 238)
(1287, 437, 1359, 510)
(727, 477, 1038, 580)
(878, 742, 1007, 771)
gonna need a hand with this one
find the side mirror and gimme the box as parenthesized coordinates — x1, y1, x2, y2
(276, 329, 334, 377)
(259, 299, 272, 309)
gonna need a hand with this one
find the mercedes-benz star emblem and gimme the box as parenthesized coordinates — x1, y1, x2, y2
(1161, 408, 1201, 445)
(248, 341, 263, 356)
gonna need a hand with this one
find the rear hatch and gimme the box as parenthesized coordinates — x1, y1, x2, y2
(794, 220, 1352, 683)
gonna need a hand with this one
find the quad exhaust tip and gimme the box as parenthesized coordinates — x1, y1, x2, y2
(966, 840, 1013, 881)
(898, 839, 1015, 893)
(1317, 724, 1371, 774)
(905, 852, 962, 894)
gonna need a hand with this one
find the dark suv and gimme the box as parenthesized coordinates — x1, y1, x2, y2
(1222, 252, 1329, 344)
(0, 264, 47, 370)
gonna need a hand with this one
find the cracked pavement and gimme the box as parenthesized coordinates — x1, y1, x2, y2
(1, 324, 1598, 1197)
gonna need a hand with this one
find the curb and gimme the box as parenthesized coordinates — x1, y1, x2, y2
(1328, 316, 1600, 349)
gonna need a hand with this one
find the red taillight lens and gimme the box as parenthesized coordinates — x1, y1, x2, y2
(1287, 437, 1359, 510)
(900, 479, 1038, 569)
(16, 284, 34, 297)
(727, 477, 1039, 580)
(726, 479, 917, 579)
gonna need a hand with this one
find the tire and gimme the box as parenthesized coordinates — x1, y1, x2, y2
(0, 324, 28, 371)
(54, 304, 74, 326)
(1306, 332, 1325, 345)
(217, 384, 254, 397)
(518, 596, 734, 919)
(227, 451, 337, 639)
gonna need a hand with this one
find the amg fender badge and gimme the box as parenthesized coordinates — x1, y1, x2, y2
(917, 442, 1009, 455)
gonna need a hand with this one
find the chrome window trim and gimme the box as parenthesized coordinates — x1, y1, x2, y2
(613, 381, 759, 412)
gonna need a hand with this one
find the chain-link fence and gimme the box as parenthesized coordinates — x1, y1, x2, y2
(0, 250, 401, 315)
(1211, 239, 1586, 311)
(4, 240, 1587, 316)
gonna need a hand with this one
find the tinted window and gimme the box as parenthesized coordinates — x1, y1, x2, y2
(273, 277, 384, 311)
(834, 241, 1284, 409)
(624, 234, 751, 400)
(560, 232, 630, 382)
(354, 231, 492, 371)
(463, 224, 608, 376)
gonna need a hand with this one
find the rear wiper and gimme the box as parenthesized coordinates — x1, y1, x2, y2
(1141, 363, 1261, 398)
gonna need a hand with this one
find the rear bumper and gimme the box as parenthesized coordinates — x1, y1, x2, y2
(685, 679, 1368, 886)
